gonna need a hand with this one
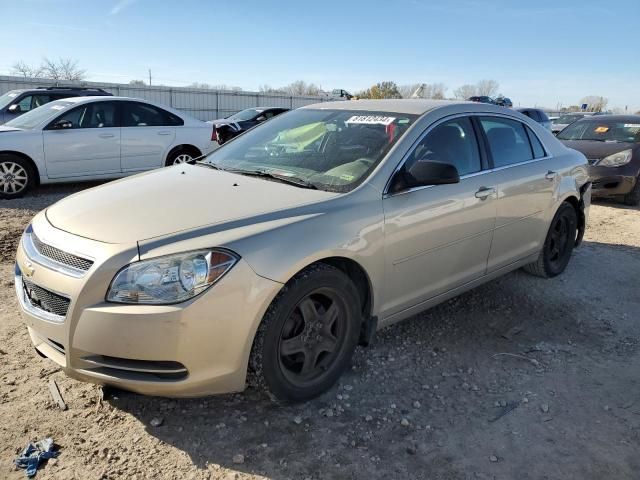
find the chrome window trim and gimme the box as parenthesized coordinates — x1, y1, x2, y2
(14, 270, 68, 323)
(22, 231, 93, 278)
(383, 112, 553, 198)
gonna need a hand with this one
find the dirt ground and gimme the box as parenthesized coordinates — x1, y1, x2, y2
(1, 184, 639, 480)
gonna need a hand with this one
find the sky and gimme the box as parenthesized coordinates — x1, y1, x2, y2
(1, 0, 638, 111)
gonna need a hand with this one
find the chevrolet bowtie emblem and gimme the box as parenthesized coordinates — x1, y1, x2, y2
(23, 260, 35, 278)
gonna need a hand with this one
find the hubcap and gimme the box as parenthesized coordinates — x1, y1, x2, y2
(0, 162, 28, 194)
(173, 153, 193, 164)
(278, 289, 346, 385)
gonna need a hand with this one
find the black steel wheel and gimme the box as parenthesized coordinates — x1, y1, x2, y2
(524, 202, 578, 278)
(249, 264, 361, 402)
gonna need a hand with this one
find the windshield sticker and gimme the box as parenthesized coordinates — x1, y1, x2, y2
(594, 126, 609, 133)
(50, 105, 65, 110)
(346, 115, 396, 126)
(623, 124, 640, 128)
(340, 174, 356, 181)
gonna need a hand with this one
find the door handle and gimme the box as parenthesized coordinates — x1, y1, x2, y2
(98, 133, 115, 139)
(157, 131, 172, 136)
(545, 170, 557, 180)
(475, 186, 496, 200)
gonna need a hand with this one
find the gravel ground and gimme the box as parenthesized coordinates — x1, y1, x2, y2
(1, 184, 639, 480)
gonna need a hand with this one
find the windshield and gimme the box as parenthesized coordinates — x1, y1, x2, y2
(557, 120, 640, 143)
(0, 90, 22, 110)
(227, 108, 262, 121)
(204, 109, 418, 192)
(4, 100, 74, 129)
(554, 114, 585, 124)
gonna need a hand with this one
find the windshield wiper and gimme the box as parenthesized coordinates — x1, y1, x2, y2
(225, 168, 318, 189)
(195, 160, 225, 170)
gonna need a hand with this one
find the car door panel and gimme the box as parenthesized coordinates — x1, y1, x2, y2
(381, 115, 496, 318)
(120, 101, 177, 172)
(42, 101, 121, 178)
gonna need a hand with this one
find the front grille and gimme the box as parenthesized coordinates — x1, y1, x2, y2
(32, 233, 94, 272)
(22, 278, 70, 317)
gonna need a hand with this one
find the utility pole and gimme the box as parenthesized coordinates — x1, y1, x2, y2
(148, 69, 152, 86)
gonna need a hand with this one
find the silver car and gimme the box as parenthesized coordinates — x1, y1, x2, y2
(15, 100, 590, 402)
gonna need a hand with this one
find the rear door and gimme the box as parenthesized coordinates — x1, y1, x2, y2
(120, 101, 177, 172)
(477, 116, 556, 271)
(381, 115, 497, 317)
(42, 100, 121, 178)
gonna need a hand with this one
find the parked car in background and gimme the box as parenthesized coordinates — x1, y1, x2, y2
(14, 99, 590, 402)
(494, 96, 513, 108)
(551, 112, 594, 134)
(209, 107, 289, 145)
(0, 87, 112, 125)
(517, 108, 552, 131)
(557, 115, 640, 205)
(468, 96, 495, 104)
(330, 89, 353, 100)
(0, 96, 216, 198)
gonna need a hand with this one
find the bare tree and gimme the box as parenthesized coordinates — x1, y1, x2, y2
(40, 57, 86, 81)
(188, 82, 242, 91)
(399, 83, 447, 99)
(475, 79, 499, 97)
(398, 83, 422, 99)
(11, 61, 42, 78)
(453, 84, 477, 99)
(430, 83, 447, 99)
(259, 84, 286, 94)
(284, 80, 322, 96)
(579, 95, 608, 112)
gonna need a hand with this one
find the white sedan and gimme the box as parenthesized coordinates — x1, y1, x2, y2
(0, 96, 217, 198)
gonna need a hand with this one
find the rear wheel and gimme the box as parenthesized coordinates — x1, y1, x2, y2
(622, 177, 640, 206)
(524, 202, 578, 278)
(165, 149, 196, 166)
(0, 155, 34, 199)
(249, 264, 361, 403)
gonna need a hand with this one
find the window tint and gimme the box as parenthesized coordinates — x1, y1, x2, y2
(527, 127, 546, 158)
(537, 110, 550, 122)
(405, 117, 481, 176)
(122, 102, 180, 127)
(50, 102, 118, 129)
(480, 117, 533, 167)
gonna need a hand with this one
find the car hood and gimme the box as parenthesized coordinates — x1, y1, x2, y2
(560, 140, 637, 160)
(45, 165, 338, 243)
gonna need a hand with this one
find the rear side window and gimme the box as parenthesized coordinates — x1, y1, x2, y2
(537, 110, 550, 122)
(480, 117, 534, 167)
(405, 116, 481, 176)
(122, 102, 183, 127)
(526, 127, 546, 158)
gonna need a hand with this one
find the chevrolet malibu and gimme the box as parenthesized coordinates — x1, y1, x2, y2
(15, 100, 591, 402)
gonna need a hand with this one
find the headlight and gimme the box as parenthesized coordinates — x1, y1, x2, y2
(106, 249, 238, 304)
(597, 149, 633, 167)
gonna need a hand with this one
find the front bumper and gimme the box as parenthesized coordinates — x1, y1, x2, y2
(589, 164, 638, 197)
(15, 213, 282, 397)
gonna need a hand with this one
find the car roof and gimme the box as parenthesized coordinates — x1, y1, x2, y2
(301, 99, 478, 115)
(576, 114, 640, 123)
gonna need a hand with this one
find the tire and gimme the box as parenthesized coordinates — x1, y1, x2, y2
(165, 149, 195, 166)
(248, 263, 361, 403)
(523, 202, 578, 278)
(0, 154, 35, 199)
(622, 177, 640, 206)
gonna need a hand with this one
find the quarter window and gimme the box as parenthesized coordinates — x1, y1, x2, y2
(527, 127, 546, 158)
(405, 117, 481, 176)
(480, 117, 534, 167)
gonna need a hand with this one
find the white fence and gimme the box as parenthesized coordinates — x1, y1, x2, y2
(0, 75, 333, 121)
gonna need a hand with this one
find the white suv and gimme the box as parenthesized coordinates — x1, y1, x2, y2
(0, 96, 216, 198)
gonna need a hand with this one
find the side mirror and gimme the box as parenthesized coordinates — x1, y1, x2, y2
(51, 119, 73, 130)
(8, 104, 20, 113)
(389, 160, 460, 194)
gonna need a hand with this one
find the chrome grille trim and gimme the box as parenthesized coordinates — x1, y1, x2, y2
(15, 266, 69, 323)
(22, 227, 94, 278)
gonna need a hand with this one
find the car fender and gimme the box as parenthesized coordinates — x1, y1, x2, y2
(0, 130, 46, 180)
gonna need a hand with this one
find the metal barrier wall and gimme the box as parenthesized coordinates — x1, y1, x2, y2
(0, 75, 333, 121)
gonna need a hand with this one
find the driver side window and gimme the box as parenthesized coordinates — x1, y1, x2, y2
(405, 117, 481, 176)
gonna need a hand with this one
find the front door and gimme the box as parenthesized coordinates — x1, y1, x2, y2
(43, 101, 121, 178)
(381, 116, 497, 318)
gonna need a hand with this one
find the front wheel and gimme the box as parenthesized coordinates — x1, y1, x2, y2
(523, 202, 578, 278)
(249, 264, 361, 403)
(0, 155, 34, 199)
(165, 149, 194, 166)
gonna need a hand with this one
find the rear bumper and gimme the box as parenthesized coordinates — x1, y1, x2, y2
(16, 214, 282, 397)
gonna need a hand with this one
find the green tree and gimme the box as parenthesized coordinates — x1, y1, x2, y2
(357, 81, 401, 99)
